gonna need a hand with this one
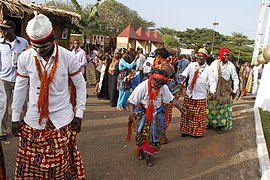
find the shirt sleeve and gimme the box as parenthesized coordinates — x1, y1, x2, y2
(0, 81, 6, 122)
(208, 67, 217, 94)
(119, 59, 135, 70)
(79, 50, 87, 67)
(182, 63, 191, 78)
(162, 85, 174, 103)
(69, 54, 86, 118)
(231, 64, 239, 93)
(12, 53, 29, 122)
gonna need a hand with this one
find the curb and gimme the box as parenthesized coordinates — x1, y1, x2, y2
(254, 107, 270, 180)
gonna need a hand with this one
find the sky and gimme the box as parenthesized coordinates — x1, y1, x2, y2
(30, 0, 262, 40)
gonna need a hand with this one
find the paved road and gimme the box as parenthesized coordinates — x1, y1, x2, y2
(3, 87, 261, 180)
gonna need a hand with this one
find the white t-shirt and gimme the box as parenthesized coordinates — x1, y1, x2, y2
(128, 80, 174, 109)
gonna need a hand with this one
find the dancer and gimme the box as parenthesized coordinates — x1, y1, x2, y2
(128, 68, 182, 167)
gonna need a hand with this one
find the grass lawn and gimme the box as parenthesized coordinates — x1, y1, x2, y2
(260, 109, 270, 155)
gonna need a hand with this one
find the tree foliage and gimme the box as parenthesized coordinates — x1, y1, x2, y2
(159, 27, 254, 62)
(160, 34, 180, 47)
(46, 0, 155, 37)
(223, 33, 254, 61)
(45, 0, 77, 12)
(45, 0, 254, 61)
(96, 0, 155, 37)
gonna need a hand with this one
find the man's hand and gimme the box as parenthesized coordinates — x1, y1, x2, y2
(12, 122, 21, 137)
(71, 117, 82, 133)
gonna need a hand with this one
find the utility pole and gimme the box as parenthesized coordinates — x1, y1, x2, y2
(211, 16, 219, 55)
(252, 0, 267, 64)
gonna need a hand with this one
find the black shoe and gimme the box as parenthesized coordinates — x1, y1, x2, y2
(145, 153, 154, 167)
(0, 135, 7, 141)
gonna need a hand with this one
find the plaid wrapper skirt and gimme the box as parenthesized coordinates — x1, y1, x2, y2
(15, 121, 85, 180)
(179, 95, 207, 136)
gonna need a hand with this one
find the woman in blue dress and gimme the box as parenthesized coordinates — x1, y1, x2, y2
(116, 48, 136, 111)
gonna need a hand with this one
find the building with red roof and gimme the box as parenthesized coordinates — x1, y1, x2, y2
(145, 29, 164, 52)
(116, 24, 137, 50)
(117, 25, 164, 53)
(135, 27, 149, 53)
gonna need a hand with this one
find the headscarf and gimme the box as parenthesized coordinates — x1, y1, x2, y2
(219, 47, 230, 61)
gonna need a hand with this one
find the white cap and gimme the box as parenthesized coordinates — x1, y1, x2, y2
(26, 11, 54, 43)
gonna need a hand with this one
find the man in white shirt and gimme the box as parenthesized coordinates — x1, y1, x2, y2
(0, 20, 29, 140)
(142, 52, 155, 80)
(180, 48, 216, 137)
(11, 12, 86, 179)
(135, 48, 146, 82)
(72, 39, 87, 79)
(207, 48, 239, 133)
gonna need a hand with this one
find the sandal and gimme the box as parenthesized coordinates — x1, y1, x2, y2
(160, 137, 168, 145)
(116, 107, 124, 111)
(145, 153, 154, 167)
(216, 127, 225, 134)
(136, 149, 144, 160)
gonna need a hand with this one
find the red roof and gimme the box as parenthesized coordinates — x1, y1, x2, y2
(136, 27, 149, 41)
(145, 29, 156, 42)
(153, 31, 163, 43)
(117, 24, 137, 39)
